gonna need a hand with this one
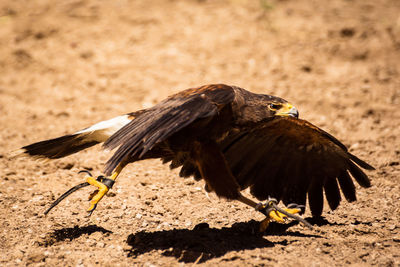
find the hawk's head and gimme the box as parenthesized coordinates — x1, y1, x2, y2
(267, 101, 299, 118)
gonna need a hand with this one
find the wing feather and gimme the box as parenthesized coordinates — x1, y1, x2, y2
(103, 84, 235, 175)
(324, 177, 341, 210)
(220, 116, 374, 216)
(348, 161, 371, 187)
(337, 170, 356, 202)
(280, 145, 308, 207)
(308, 179, 324, 216)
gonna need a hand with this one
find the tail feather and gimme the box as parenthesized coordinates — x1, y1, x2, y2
(17, 134, 100, 159)
(14, 115, 133, 160)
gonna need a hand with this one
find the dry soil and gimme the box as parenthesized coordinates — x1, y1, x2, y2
(0, 0, 399, 266)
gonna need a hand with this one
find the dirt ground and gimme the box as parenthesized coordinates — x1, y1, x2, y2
(1, 0, 399, 266)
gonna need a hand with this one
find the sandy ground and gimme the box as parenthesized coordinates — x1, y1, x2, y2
(1, 0, 400, 266)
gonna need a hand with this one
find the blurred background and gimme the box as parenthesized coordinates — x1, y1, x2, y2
(0, 0, 399, 266)
(1, 0, 399, 123)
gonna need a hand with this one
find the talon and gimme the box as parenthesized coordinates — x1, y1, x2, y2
(287, 203, 305, 213)
(257, 199, 313, 230)
(87, 203, 97, 217)
(287, 203, 298, 209)
(268, 210, 285, 222)
(44, 181, 90, 215)
(86, 176, 111, 214)
(43, 167, 121, 215)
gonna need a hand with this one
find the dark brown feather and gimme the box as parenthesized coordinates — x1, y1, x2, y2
(308, 179, 324, 216)
(179, 161, 202, 180)
(191, 140, 240, 199)
(220, 116, 372, 216)
(324, 177, 341, 210)
(348, 161, 371, 188)
(20, 134, 99, 159)
(337, 170, 357, 202)
(349, 153, 375, 170)
(103, 84, 235, 175)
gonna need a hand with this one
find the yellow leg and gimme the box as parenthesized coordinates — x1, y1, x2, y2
(259, 207, 302, 232)
(268, 207, 302, 222)
(86, 164, 123, 213)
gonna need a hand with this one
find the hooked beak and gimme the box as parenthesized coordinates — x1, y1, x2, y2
(276, 103, 299, 118)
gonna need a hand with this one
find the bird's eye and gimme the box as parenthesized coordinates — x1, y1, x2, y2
(268, 103, 281, 111)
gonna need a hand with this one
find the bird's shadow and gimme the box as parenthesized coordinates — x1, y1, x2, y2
(126, 219, 322, 263)
(37, 218, 331, 263)
(37, 225, 112, 247)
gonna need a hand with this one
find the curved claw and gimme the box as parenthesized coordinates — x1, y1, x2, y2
(78, 170, 93, 177)
(45, 168, 119, 216)
(267, 197, 278, 205)
(87, 203, 97, 217)
(44, 170, 103, 215)
(287, 203, 304, 209)
(44, 170, 97, 215)
(44, 182, 90, 215)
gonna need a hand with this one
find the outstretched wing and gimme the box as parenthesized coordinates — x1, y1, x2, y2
(220, 116, 374, 217)
(103, 84, 236, 175)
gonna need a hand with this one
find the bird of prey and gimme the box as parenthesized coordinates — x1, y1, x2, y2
(17, 84, 374, 230)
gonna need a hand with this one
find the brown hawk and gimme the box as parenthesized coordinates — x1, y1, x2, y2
(17, 84, 374, 229)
